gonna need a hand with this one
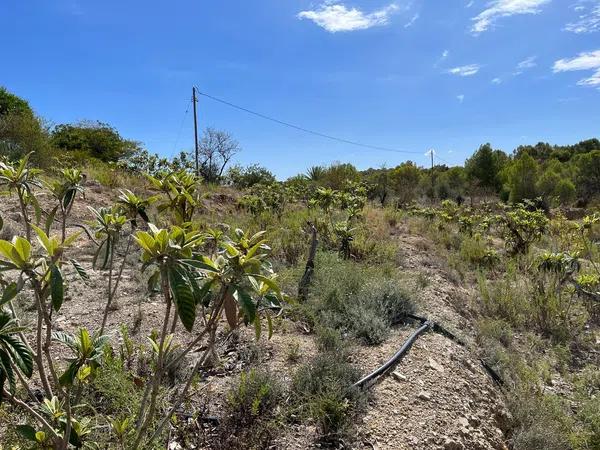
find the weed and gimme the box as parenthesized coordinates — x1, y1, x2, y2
(216, 369, 284, 449)
(291, 352, 364, 439)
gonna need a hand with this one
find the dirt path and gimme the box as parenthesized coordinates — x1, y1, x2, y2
(349, 225, 510, 450)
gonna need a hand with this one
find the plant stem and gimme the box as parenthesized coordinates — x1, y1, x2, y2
(132, 264, 173, 450)
(3, 389, 60, 440)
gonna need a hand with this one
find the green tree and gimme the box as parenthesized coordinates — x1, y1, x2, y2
(227, 164, 276, 188)
(391, 161, 421, 205)
(0, 87, 52, 165)
(574, 150, 600, 203)
(51, 121, 140, 163)
(320, 163, 359, 190)
(465, 143, 507, 192)
(507, 153, 539, 203)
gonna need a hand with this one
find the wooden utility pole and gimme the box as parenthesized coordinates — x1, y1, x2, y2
(192, 87, 199, 176)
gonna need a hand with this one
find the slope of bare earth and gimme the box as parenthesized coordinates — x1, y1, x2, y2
(348, 224, 510, 450)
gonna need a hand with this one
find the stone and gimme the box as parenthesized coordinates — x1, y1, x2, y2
(443, 438, 464, 450)
(392, 371, 407, 382)
(417, 391, 431, 401)
(427, 357, 445, 372)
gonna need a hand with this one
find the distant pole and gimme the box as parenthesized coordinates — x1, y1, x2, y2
(430, 148, 434, 170)
(427, 149, 435, 200)
(192, 87, 199, 176)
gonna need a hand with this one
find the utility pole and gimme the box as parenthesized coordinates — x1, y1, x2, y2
(426, 149, 435, 201)
(192, 87, 199, 176)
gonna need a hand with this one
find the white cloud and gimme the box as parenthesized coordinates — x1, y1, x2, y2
(442, 50, 449, 59)
(514, 55, 537, 74)
(447, 64, 480, 76)
(404, 12, 420, 28)
(466, 1, 475, 7)
(492, 77, 503, 84)
(553, 49, 600, 87)
(298, 2, 400, 32)
(457, 94, 465, 102)
(471, 0, 551, 34)
(565, 2, 600, 33)
(517, 56, 537, 70)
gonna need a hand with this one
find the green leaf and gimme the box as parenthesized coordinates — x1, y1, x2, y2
(0, 350, 16, 398)
(70, 259, 89, 282)
(59, 361, 80, 387)
(236, 289, 256, 324)
(0, 282, 19, 306)
(3, 334, 33, 378)
(50, 265, 64, 312)
(29, 194, 42, 225)
(63, 188, 76, 210)
(13, 237, 31, 263)
(15, 424, 37, 441)
(168, 266, 196, 332)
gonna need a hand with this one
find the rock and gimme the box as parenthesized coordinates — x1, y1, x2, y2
(417, 391, 431, 401)
(444, 438, 464, 450)
(457, 417, 470, 428)
(392, 371, 407, 382)
(427, 357, 445, 372)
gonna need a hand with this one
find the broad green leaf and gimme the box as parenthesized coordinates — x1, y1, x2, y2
(31, 224, 52, 255)
(0, 282, 19, 306)
(0, 241, 14, 260)
(168, 266, 196, 332)
(45, 205, 59, 234)
(70, 259, 89, 282)
(15, 424, 37, 441)
(133, 231, 155, 253)
(3, 334, 33, 377)
(63, 231, 81, 247)
(50, 265, 64, 312)
(13, 237, 31, 262)
(236, 289, 256, 324)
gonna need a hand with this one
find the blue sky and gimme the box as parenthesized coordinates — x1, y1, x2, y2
(2, 0, 599, 178)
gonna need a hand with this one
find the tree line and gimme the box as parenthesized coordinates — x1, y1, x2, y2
(1, 85, 598, 207)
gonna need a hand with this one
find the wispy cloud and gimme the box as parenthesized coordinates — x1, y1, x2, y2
(492, 77, 503, 84)
(565, 1, 600, 33)
(471, 0, 551, 34)
(298, 2, 400, 32)
(514, 55, 537, 74)
(404, 12, 420, 28)
(553, 49, 600, 88)
(457, 94, 465, 102)
(447, 64, 480, 76)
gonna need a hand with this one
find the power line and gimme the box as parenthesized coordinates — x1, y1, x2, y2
(172, 99, 192, 155)
(193, 86, 423, 155)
